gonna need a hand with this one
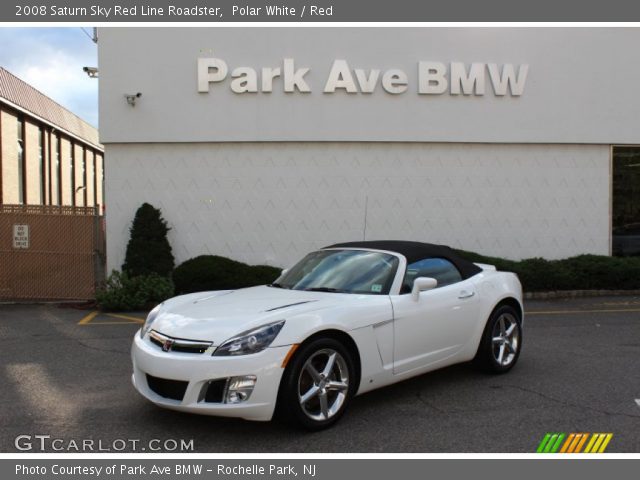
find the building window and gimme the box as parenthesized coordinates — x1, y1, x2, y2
(54, 134, 61, 205)
(78, 150, 85, 206)
(93, 152, 98, 208)
(612, 146, 640, 256)
(69, 143, 74, 206)
(39, 127, 45, 204)
(17, 117, 24, 204)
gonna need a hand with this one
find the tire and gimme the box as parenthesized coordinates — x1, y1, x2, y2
(473, 304, 522, 373)
(277, 337, 357, 430)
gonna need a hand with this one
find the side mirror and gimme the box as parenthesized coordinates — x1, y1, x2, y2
(412, 277, 438, 301)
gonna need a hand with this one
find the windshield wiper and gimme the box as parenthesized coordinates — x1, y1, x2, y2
(268, 282, 288, 289)
(304, 287, 344, 293)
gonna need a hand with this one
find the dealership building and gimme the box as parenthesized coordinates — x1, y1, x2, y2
(98, 28, 640, 272)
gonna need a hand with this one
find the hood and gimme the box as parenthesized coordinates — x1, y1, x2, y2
(149, 286, 350, 344)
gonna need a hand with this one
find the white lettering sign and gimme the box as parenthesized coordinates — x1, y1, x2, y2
(13, 224, 29, 249)
(197, 57, 529, 97)
(418, 61, 448, 94)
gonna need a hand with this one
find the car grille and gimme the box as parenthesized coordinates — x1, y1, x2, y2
(146, 374, 188, 401)
(149, 330, 213, 354)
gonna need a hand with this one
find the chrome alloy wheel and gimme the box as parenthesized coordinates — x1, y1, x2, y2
(492, 312, 520, 366)
(297, 348, 349, 422)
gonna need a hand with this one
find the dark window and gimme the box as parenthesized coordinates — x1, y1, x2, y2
(613, 146, 640, 256)
(402, 257, 463, 293)
(69, 144, 74, 205)
(17, 117, 24, 204)
(54, 135, 61, 205)
(78, 151, 85, 206)
(93, 152, 98, 207)
(38, 128, 44, 204)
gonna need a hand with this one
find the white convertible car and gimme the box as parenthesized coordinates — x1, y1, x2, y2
(132, 241, 523, 429)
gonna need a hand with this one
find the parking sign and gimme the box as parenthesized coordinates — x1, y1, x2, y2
(13, 224, 29, 249)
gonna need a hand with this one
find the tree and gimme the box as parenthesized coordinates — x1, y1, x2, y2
(122, 203, 174, 277)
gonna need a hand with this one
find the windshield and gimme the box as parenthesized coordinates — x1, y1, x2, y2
(272, 249, 399, 295)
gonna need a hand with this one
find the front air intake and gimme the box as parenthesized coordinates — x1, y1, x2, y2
(146, 374, 188, 401)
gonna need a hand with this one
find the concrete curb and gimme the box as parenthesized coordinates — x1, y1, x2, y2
(524, 290, 640, 300)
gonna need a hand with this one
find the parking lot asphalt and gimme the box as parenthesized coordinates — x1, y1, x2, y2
(0, 296, 639, 453)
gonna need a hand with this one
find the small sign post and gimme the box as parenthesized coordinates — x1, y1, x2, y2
(13, 224, 29, 249)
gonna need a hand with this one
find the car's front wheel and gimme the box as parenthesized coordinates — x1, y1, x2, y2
(474, 304, 522, 373)
(277, 337, 356, 430)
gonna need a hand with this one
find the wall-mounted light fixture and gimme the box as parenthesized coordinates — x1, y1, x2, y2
(124, 92, 142, 107)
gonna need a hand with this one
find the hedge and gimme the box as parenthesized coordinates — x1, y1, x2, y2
(173, 255, 281, 295)
(455, 250, 640, 292)
(125, 250, 640, 300)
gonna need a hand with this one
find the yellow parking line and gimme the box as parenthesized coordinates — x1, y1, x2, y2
(78, 311, 145, 325)
(77, 311, 99, 325)
(90, 321, 143, 325)
(527, 308, 640, 316)
(105, 313, 145, 324)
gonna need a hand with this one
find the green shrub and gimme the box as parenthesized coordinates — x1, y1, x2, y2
(249, 264, 285, 285)
(122, 203, 175, 277)
(455, 249, 640, 292)
(173, 255, 281, 295)
(561, 255, 640, 290)
(97, 270, 174, 311)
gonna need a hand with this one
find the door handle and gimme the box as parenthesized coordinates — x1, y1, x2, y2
(458, 290, 475, 299)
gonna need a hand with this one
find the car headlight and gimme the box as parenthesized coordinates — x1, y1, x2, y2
(140, 303, 163, 339)
(213, 320, 285, 356)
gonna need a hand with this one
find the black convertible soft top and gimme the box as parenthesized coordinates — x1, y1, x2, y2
(324, 240, 483, 280)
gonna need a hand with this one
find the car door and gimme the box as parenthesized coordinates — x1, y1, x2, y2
(391, 258, 479, 375)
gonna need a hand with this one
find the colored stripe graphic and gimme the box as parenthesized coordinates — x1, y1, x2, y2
(559, 433, 575, 453)
(537, 433, 613, 453)
(584, 433, 614, 453)
(597, 434, 613, 453)
(574, 433, 589, 453)
(536, 433, 552, 453)
(536, 433, 565, 453)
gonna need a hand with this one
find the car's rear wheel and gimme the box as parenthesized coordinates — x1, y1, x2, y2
(474, 304, 522, 373)
(277, 337, 356, 430)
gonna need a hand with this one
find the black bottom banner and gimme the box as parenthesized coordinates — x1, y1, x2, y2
(4, 459, 639, 480)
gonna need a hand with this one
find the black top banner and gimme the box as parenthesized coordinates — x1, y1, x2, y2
(5, 0, 640, 21)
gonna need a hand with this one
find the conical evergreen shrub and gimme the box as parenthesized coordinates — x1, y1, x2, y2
(122, 203, 174, 277)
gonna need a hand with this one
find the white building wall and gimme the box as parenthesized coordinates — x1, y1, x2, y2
(99, 28, 640, 145)
(105, 142, 610, 271)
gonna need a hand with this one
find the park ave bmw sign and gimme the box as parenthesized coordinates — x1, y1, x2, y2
(197, 56, 529, 96)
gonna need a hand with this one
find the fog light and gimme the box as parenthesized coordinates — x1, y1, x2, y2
(224, 375, 257, 404)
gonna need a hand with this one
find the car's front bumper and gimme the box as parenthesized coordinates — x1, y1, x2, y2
(131, 331, 289, 421)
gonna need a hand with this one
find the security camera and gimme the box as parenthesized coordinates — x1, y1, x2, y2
(83, 66, 99, 78)
(125, 93, 142, 107)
